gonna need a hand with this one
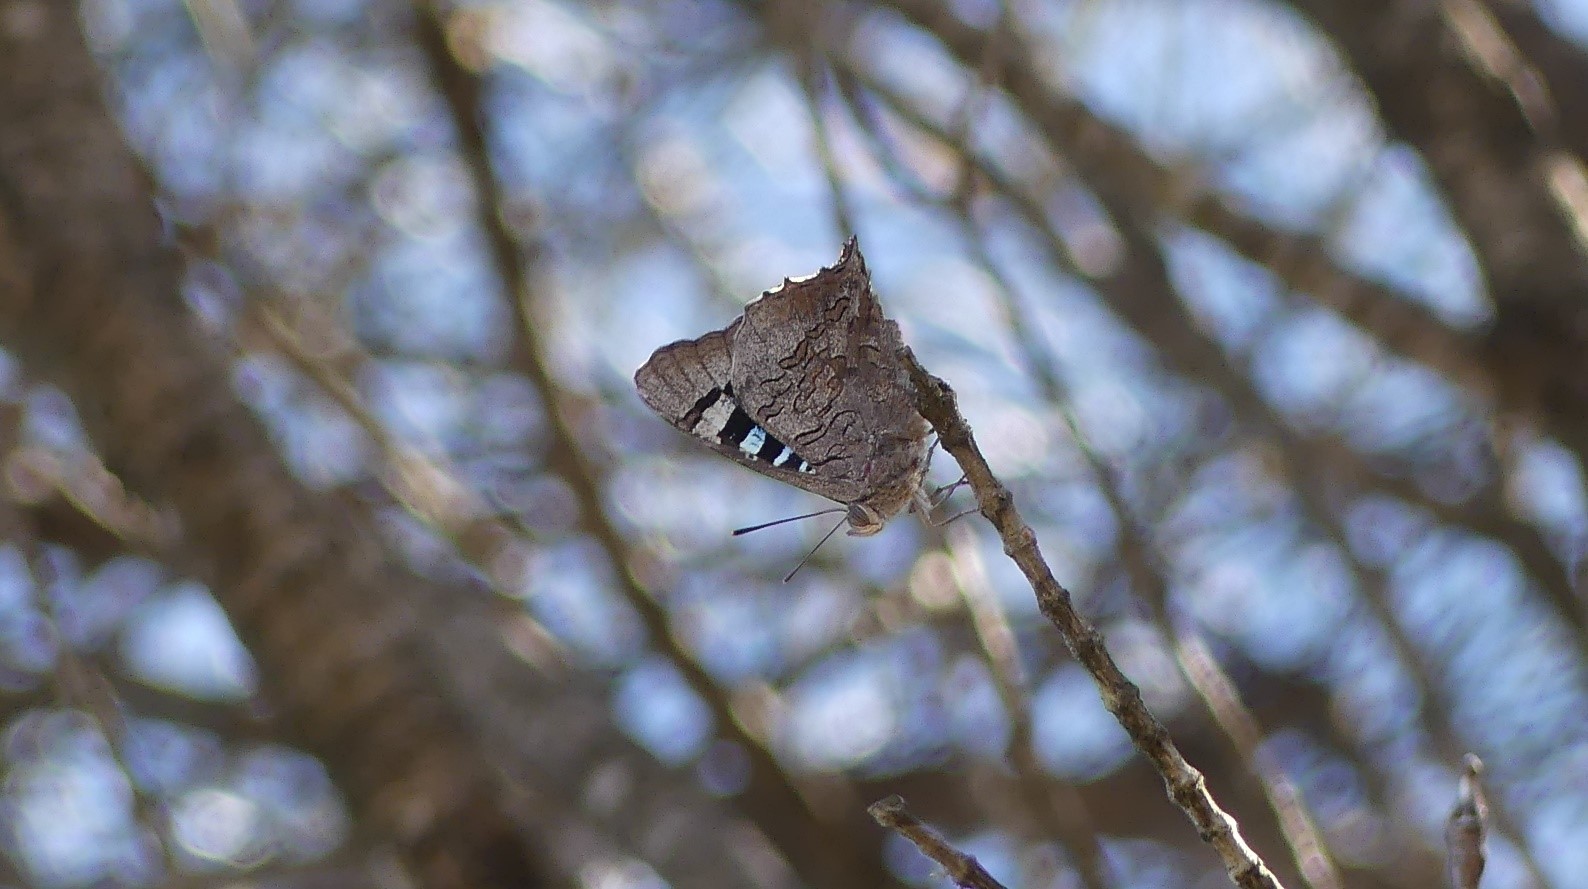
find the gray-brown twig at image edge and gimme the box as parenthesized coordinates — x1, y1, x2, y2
(868, 795, 1010, 889)
(1446, 755, 1488, 889)
(900, 348, 1286, 889)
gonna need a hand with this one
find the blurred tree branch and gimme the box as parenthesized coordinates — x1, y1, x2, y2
(830, 51, 1588, 655)
(868, 0, 1493, 396)
(1482, 0, 1588, 164)
(1282, 0, 1588, 468)
(0, 7, 665, 888)
(0, 10, 557, 889)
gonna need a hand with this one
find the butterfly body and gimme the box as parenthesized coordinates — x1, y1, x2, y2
(634, 239, 929, 535)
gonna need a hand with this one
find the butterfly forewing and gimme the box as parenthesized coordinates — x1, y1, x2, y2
(634, 238, 930, 531)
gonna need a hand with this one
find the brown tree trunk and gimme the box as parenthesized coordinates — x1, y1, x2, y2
(0, 6, 556, 887)
(0, 8, 771, 889)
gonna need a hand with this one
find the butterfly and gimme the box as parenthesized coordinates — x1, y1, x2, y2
(634, 238, 931, 536)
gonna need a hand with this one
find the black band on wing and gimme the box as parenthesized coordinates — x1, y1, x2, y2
(684, 381, 814, 474)
(683, 386, 723, 430)
(696, 384, 814, 474)
(720, 406, 756, 446)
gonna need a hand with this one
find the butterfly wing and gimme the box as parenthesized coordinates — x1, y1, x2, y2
(633, 320, 866, 504)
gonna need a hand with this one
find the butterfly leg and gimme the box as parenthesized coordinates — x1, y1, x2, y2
(911, 480, 977, 529)
(929, 474, 968, 507)
(919, 434, 969, 508)
(926, 505, 980, 528)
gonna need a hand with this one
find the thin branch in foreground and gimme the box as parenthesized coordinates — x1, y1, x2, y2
(900, 349, 1286, 889)
(947, 525, 1114, 889)
(1446, 755, 1488, 889)
(868, 795, 1010, 889)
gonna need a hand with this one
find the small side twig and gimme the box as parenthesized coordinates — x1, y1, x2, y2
(1446, 755, 1488, 889)
(868, 795, 1010, 889)
(901, 349, 1286, 889)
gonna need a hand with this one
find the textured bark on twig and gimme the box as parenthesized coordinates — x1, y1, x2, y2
(900, 352, 1286, 889)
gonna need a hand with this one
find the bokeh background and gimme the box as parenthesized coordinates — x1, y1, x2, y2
(2, 0, 1588, 887)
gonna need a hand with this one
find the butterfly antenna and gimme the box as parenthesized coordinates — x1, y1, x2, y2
(783, 516, 847, 583)
(732, 507, 846, 536)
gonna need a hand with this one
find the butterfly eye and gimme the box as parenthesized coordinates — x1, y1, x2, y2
(845, 503, 885, 537)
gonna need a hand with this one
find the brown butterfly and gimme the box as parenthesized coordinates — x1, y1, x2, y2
(634, 239, 931, 536)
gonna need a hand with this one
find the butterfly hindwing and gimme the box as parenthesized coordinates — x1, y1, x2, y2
(634, 323, 858, 501)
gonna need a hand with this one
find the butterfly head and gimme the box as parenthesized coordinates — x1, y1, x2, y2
(845, 502, 887, 537)
(843, 466, 928, 536)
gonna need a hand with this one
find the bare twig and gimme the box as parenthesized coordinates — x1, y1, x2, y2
(1446, 755, 1488, 889)
(947, 526, 1115, 889)
(901, 350, 1286, 889)
(957, 219, 1340, 886)
(868, 795, 1011, 889)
